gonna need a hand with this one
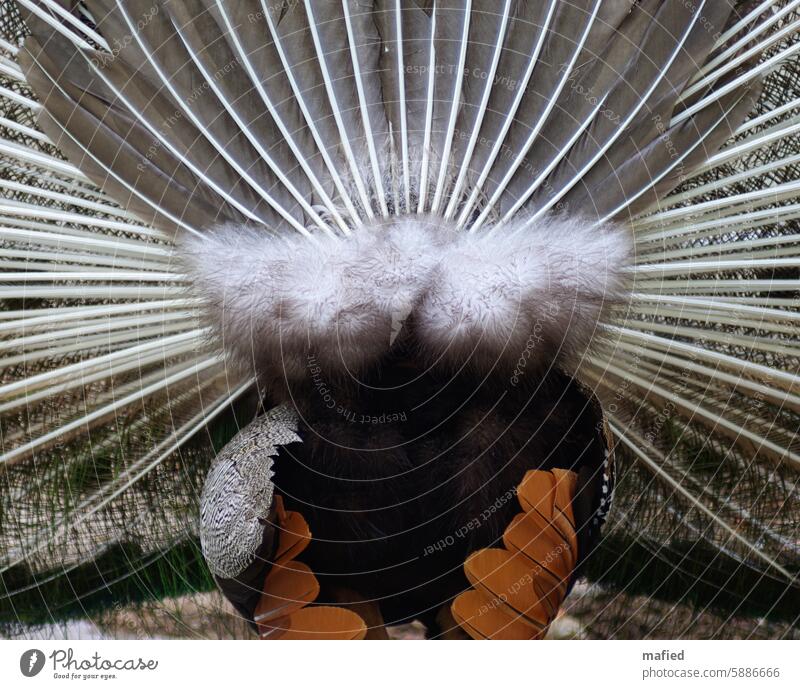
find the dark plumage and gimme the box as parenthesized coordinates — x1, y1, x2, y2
(271, 341, 607, 626)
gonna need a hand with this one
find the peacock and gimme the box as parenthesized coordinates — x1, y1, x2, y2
(0, 0, 799, 639)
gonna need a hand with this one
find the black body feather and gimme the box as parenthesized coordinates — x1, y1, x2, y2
(272, 342, 607, 625)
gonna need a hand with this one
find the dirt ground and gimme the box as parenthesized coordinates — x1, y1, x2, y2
(5, 582, 797, 640)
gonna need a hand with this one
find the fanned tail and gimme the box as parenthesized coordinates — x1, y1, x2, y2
(0, 0, 799, 635)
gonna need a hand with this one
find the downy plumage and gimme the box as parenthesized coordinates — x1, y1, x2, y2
(0, 0, 798, 637)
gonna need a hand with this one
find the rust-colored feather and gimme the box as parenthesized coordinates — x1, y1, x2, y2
(451, 590, 543, 640)
(254, 561, 320, 626)
(257, 494, 366, 639)
(454, 469, 580, 639)
(263, 607, 368, 641)
(272, 496, 313, 565)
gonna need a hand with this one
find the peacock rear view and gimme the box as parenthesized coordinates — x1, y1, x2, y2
(0, 0, 799, 639)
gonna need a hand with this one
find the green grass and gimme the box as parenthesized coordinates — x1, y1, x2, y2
(0, 539, 215, 629)
(585, 534, 800, 625)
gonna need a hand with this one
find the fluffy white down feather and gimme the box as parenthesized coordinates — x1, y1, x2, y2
(181, 216, 632, 384)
